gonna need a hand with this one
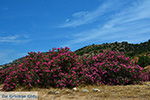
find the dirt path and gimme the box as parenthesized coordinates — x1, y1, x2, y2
(0, 82, 150, 100)
(38, 84, 150, 100)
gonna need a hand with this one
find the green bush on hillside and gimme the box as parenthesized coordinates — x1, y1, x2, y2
(137, 56, 150, 67)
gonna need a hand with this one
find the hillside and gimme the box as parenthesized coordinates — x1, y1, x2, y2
(0, 39, 150, 68)
(75, 40, 150, 57)
(0, 42, 149, 93)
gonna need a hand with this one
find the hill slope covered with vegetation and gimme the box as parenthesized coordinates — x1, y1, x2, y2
(75, 40, 150, 57)
(1, 40, 150, 68)
(0, 40, 150, 91)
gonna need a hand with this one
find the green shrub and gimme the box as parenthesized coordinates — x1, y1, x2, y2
(137, 56, 150, 67)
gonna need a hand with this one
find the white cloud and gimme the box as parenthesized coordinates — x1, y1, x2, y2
(63, 0, 150, 47)
(59, 0, 125, 28)
(0, 50, 26, 65)
(0, 34, 29, 64)
(72, 11, 89, 18)
(0, 34, 30, 43)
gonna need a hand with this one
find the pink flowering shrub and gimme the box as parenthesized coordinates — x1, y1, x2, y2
(0, 47, 83, 91)
(81, 51, 144, 85)
(140, 66, 150, 81)
(140, 72, 150, 81)
(0, 48, 145, 91)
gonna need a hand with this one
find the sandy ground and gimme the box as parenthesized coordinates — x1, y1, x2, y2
(0, 82, 150, 100)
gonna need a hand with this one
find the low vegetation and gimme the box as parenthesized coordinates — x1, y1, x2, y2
(1, 82, 149, 100)
(0, 40, 150, 93)
(0, 47, 147, 91)
(75, 40, 150, 57)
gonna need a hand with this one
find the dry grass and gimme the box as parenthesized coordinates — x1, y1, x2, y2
(0, 82, 150, 100)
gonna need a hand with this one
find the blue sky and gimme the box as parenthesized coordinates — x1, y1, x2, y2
(0, 0, 150, 65)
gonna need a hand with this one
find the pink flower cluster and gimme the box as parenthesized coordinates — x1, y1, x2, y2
(81, 51, 144, 85)
(140, 71, 150, 81)
(0, 47, 83, 91)
(0, 48, 145, 91)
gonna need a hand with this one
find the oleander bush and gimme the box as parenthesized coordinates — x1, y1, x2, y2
(0, 47, 83, 91)
(0, 48, 145, 91)
(140, 66, 150, 81)
(140, 72, 150, 81)
(81, 51, 144, 85)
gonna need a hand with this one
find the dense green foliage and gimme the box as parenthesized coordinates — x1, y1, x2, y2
(137, 56, 150, 67)
(75, 40, 150, 57)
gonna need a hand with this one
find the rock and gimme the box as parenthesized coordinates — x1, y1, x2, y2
(54, 91, 60, 94)
(65, 89, 72, 94)
(48, 90, 60, 94)
(72, 87, 78, 91)
(82, 89, 89, 93)
(92, 88, 100, 92)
